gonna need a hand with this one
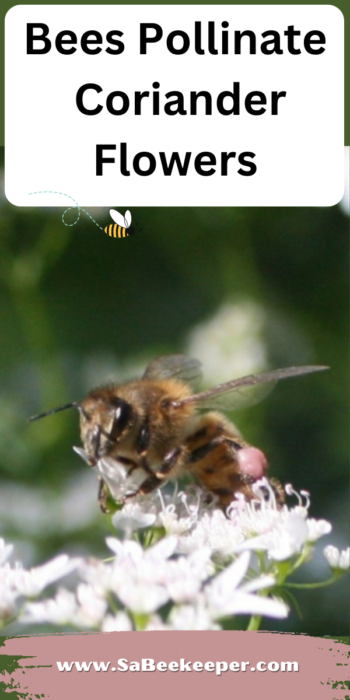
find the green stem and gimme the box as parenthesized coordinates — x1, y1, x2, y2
(284, 574, 342, 590)
(289, 547, 312, 575)
(257, 551, 267, 574)
(246, 584, 271, 632)
(132, 613, 150, 631)
(107, 593, 119, 615)
(247, 614, 262, 631)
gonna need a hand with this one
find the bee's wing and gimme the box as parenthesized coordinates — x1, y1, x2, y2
(143, 354, 203, 389)
(173, 365, 328, 411)
(109, 209, 127, 227)
(124, 210, 132, 228)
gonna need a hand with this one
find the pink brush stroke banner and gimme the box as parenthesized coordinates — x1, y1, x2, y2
(1, 631, 349, 699)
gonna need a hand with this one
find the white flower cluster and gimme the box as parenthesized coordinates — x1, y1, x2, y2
(0, 540, 80, 626)
(0, 462, 348, 633)
(20, 538, 286, 632)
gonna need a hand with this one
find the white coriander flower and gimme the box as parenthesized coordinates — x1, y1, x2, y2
(103, 536, 180, 614)
(0, 539, 13, 567)
(237, 510, 309, 561)
(97, 457, 146, 501)
(145, 614, 171, 631)
(169, 603, 220, 630)
(178, 509, 243, 559)
(158, 504, 195, 535)
(163, 548, 213, 603)
(228, 479, 284, 536)
(102, 534, 213, 613)
(0, 541, 81, 626)
(157, 489, 202, 535)
(106, 536, 145, 562)
(106, 533, 178, 564)
(112, 503, 156, 534)
(73, 449, 147, 503)
(211, 590, 288, 620)
(116, 581, 170, 614)
(0, 583, 18, 622)
(230, 479, 332, 562)
(74, 583, 108, 628)
(22, 584, 107, 629)
(203, 551, 288, 619)
(21, 588, 78, 625)
(175, 526, 211, 555)
(324, 546, 350, 571)
(102, 612, 133, 632)
(1, 454, 347, 635)
(10, 555, 81, 598)
(306, 518, 332, 542)
(79, 559, 114, 596)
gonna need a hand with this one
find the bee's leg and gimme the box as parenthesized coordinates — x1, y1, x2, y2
(122, 473, 163, 502)
(98, 476, 110, 514)
(92, 425, 102, 462)
(117, 456, 139, 477)
(135, 419, 155, 476)
(268, 477, 285, 506)
(122, 448, 184, 502)
(155, 446, 184, 477)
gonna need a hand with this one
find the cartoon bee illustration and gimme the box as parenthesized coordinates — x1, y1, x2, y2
(30, 355, 328, 512)
(104, 209, 136, 238)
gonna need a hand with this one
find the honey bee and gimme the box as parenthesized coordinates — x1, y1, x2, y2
(104, 209, 136, 238)
(30, 355, 328, 512)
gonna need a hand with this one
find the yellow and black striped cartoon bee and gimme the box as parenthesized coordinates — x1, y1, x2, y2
(104, 209, 136, 238)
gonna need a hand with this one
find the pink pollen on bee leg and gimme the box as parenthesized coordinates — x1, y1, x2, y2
(237, 447, 268, 479)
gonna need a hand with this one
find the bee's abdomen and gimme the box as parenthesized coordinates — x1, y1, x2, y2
(185, 412, 254, 508)
(104, 224, 129, 238)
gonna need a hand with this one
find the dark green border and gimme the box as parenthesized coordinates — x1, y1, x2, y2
(1, 1, 347, 146)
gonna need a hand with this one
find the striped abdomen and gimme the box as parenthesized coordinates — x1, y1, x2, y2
(104, 224, 129, 238)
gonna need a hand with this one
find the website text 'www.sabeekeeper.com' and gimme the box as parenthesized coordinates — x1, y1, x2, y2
(56, 659, 299, 675)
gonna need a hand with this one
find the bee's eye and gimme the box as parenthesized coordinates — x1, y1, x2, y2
(110, 397, 132, 435)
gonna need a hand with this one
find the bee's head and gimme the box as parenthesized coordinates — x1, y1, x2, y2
(78, 393, 134, 464)
(30, 392, 134, 465)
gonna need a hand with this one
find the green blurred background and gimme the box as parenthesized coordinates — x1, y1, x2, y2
(0, 146, 348, 635)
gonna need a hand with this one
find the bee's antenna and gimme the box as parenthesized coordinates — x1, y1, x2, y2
(29, 402, 79, 422)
